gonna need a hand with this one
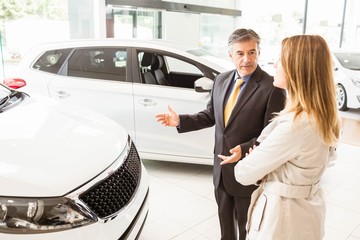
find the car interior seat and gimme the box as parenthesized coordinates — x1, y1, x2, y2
(154, 55, 168, 85)
(140, 52, 157, 85)
(94, 53, 108, 68)
(79, 54, 93, 71)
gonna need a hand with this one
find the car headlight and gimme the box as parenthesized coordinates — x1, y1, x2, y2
(0, 197, 96, 234)
(351, 78, 360, 88)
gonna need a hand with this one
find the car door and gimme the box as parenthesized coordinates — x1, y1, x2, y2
(132, 49, 215, 164)
(47, 47, 136, 140)
(19, 48, 73, 96)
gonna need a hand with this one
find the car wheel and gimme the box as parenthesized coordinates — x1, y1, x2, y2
(336, 84, 348, 111)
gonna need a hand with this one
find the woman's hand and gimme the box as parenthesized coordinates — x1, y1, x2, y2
(246, 145, 257, 156)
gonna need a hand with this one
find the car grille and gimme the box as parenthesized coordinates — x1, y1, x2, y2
(79, 142, 141, 219)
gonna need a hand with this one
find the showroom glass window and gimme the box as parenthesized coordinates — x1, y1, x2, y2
(67, 48, 127, 81)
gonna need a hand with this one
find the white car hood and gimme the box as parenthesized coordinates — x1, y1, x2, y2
(0, 95, 128, 197)
(343, 68, 360, 79)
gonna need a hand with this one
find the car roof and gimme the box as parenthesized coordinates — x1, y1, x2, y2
(32, 38, 192, 51)
(332, 49, 360, 54)
(25, 38, 233, 72)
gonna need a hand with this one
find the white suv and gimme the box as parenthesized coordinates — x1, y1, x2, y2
(0, 83, 149, 239)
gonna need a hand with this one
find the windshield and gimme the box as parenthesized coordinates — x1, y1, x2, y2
(0, 84, 11, 98)
(334, 52, 360, 70)
(0, 84, 22, 111)
(0, 84, 11, 106)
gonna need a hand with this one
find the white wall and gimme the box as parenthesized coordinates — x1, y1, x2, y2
(5, 19, 69, 55)
(161, 11, 200, 48)
(93, 0, 107, 38)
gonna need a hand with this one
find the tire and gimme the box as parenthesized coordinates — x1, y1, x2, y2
(336, 84, 349, 111)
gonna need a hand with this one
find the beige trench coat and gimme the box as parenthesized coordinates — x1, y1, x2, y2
(235, 113, 335, 240)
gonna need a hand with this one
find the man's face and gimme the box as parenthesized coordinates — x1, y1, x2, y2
(228, 40, 260, 77)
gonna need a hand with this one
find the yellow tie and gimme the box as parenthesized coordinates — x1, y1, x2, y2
(224, 78, 244, 126)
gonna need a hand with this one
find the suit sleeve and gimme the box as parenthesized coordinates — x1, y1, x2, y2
(263, 86, 287, 128)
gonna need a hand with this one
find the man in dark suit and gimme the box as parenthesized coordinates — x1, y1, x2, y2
(155, 28, 286, 240)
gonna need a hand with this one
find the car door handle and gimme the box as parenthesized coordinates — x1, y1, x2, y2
(139, 99, 156, 107)
(55, 90, 71, 99)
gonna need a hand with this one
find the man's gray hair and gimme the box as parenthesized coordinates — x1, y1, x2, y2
(228, 29, 261, 49)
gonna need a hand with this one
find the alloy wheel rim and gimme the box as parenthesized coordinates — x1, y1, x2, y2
(336, 87, 345, 108)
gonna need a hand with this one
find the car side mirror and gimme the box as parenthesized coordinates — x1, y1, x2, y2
(194, 77, 213, 93)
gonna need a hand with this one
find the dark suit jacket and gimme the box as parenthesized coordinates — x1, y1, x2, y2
(178, 66, 286, 197)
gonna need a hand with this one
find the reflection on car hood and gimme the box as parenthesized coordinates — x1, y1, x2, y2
(0, 95, 128, 197)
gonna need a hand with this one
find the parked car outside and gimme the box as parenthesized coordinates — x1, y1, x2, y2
(4, 39, 233, 165)
(333, 51, 360, 111)
(0, 83, 149, 239)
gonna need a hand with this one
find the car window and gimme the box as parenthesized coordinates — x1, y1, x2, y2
(138, 51, 204, 89)
(165, 56, 202, 75)
(32, 49, 72, 74)
(68, 48, 127, 81)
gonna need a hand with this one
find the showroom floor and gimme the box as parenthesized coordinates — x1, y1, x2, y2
(139, 140, 360, 240)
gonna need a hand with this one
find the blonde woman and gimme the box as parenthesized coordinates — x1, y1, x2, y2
(218, 35, 340, 240)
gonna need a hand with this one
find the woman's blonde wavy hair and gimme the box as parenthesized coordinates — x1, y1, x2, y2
(280, 35, 340, 145)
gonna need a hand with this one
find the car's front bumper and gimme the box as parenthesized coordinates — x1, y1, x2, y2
(0, 163, 150, 240)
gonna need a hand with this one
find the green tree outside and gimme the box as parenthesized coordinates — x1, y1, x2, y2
(0, 0, 67, 76)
